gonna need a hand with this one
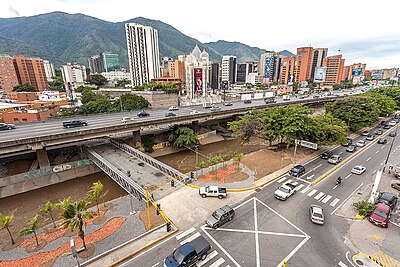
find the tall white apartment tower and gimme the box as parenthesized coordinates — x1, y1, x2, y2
(125, 23, 160, 87)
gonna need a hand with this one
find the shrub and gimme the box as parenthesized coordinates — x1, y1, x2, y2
(353, 200, 376, 217)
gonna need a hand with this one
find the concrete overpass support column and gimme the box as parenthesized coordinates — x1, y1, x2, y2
(132, 130, 141, 148)
(36, 148, 50, 169)
(192, 120, 200, 134)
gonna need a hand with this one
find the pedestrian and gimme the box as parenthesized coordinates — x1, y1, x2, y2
(388, 164, 394, 174)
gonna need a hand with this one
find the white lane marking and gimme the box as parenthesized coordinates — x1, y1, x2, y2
(292, 181, 299, 186)
(151, 263, 159, 267)
(346, 251, 357, 267)
(338, 261, 348, 267)
(214, 228, 306, 238)
(313, 164, 323, 170)
(209, 258, 225, 267)
(373, 170, 377, 174)
(380, 162, 384, 165)
(330, 198, 340, 207)
(307, 189, 318, 197)
(338, 151, 343, 155)
(301, 186, 312, 194)
(176, 227, 196, 240)
(254, 199, 260, 267)
(306, 174, 315, 180)
(345, 173, 352, 180)
(375, 150, 379, 154)
(180, 232, 201, 245)
(314, 192, 325, 200)
(389, 221, 400, 228)
(295, 184, 305, 191)
(331, 183, 364, 216)
(366, 157, 371, 162)
(296, 177, 313, 185)
(277, 235, 310, 267)
(196, 250, 218, 267)
(277, 177, 288, 183)
(285, 179, 293, 184)
(322, 195, 332, 203)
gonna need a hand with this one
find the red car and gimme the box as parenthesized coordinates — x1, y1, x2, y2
(369, 203, 391, 228)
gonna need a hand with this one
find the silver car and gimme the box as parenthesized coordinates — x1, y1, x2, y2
(328, 155, 342, 165)
(310, 204, 324, 225)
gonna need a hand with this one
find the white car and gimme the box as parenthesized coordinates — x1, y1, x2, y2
(210, 106, 221, 112)
(356, 140, 366, 147)
(168, 106, 179, 111)
(309, 204, 324, 225)
(351, 165, 366, 175)
(388, 120, 396, 126)
(121, 117, 133, 123)
(190, 110, 200, 115)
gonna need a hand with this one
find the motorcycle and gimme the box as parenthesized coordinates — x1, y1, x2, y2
(336, 177, 342, 185)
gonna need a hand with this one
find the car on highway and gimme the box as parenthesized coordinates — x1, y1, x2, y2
(375, 129, 383, 135)
(328, 154, 342, 164)
(168, 106, 179, 111)
(356, 140, 366, 147)
(165, 112, 176, 117)
(389, 131, 397, 137)
(62, 120, 88, 128)
(205, 205, 235, 229)
(366, 134, 375, 141)
(289, 165, 305, 177)
(388, 120, 397, 126)
(351, 165, 366, 175)
(383, 124, 391, 129)
(362, 130, 370, 136)
(137, 110, 150, 117)
(244, 99, 252, 104)
(346, 145, 357, 153)
(320, 151, 333, 159)
(189, 110, 200, 115)
(0, 123, 16, 130)
(377, 192, 398, 210)
(391, 181, 400, 191)
(342, 137, 352, 147)
(309, 204, 324, 225)
(210, 106, 221, 112)
(378, 138, 387, 144)
(369, 203, 391, 228)
(223, 102, 233, 106)
(121, 117, 134, 123)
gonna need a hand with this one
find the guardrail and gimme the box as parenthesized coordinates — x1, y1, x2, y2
(85, 147, 146, 200)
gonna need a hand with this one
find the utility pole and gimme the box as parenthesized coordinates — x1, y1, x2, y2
(146, 187, 152, 230)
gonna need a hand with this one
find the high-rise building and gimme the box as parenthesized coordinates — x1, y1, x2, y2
(125, 23, 160, 87)
(101, 52, 120, 72)
(236, 61, 255, 85)
(13, 56, 48, 92)
(311, 48, 328, 80)
(61, 63, 87, 89)
(258, 52, 282, 84)
(294, 47, 314, 82)
(160, 57, 174, 77)
(43, 60, 56, 82)
(341, 66, 351, 81)
(322, 55, 345, 86)
(221, 56, 237, 85)
(280, 56, 296, 85)
(348, 63, 366, 84)
(0, 56, 19, 96)
(88, 55, 104, 74)
(210, 63, 220, 90)
(184, 45, 211, 98)
(169, 60, 185, 82)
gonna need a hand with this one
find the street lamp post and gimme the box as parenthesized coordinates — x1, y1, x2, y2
(383, 124, 398, 172)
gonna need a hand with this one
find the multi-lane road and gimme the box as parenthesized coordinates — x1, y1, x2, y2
(122, 117, 399, 267)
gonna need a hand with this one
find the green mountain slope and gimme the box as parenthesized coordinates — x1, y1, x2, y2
(206, 40, 266, 62)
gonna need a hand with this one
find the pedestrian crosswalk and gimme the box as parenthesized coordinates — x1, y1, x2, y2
(276, 176, 341, 208)
(176, 228, 230, 267)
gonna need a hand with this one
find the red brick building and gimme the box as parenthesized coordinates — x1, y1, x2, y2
(0, 56, 19, 96)
(13, 56, 48, 92)
(322, 55, 345, 86)
(3, 105, 60, 124)
(280, 56, 296, 84)
(294, 47, 314, 82)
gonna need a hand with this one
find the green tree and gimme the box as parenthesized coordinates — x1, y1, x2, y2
(87, 74, 108, 86)
(38, 201, 57, 228)
(168, 127, 199, 148)
(60, 200, 94, 250)
(0, 213, 15, 245)
(233, 150, 244, 167)
(116, 79, 131, 88)
(76, 86, 95, 93)
(354, 200, 376, 217)
(142, 135, 155, 152)
(366, 92, 397, 116)
(305, 114, 348, 145)
(117, 94, 149, 111)
(326, 96, 379, 131)
(228, 113, 263, 143)
(81, 89, 97, 104)
(86, 181, 104, 214)
(19, 215, 40, 246)
(12, 84, 36, 92)
(370, 86, 400, 106)
(48, 76, 65, 92)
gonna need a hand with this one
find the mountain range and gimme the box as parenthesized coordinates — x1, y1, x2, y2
(0, 12, 294, 68)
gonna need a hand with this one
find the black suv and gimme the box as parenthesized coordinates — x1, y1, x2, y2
(0, 123, 16, 131)
(63, 120, 88, 128)
(137, 110, 150, 117)
(206, 205, 235, 229)
(289, 165, 305, 177)
(342, 138, 352, 147)
(244, 99, 252, 104)
(320, 151, 333, 159)
(377, 192, 398, 210)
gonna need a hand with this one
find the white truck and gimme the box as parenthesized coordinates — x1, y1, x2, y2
(282, 95, 291, 101)
(199, 186, 227, 199)
(274, 182, 297, 200)
(203, 102, 213, 108)
(264, 91, 276, 104)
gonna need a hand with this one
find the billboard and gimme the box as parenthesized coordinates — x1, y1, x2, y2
(352, 68, 362, 77)
(265, 57, 271, 79)
(313, 67, 327, 83)
(241, 94, 252, 100)
(371, 72, 384, 80)
(254, 93, 263, 99)
(352, 75, 365, 85)
(194, 68, 203, 96)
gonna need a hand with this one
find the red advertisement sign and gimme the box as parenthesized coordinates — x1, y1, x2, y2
(194, 68, 203, 95)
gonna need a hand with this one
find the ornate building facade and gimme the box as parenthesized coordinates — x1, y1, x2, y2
(184, 45, 211, 99)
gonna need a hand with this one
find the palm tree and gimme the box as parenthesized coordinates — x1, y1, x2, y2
(38, 201, 56, 228)
(86, 181, 104, 214)
(0, 213, 15, 245)
(19, 215, 40, 246)
(60, 200, 94, 250)
(233, 150, 244, 167)
(56, 197, 71, 210)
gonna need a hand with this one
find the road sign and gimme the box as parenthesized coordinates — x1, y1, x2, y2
(295, 139, 318, 150)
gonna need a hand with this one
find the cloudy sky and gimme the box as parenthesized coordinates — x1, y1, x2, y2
(1, 0, 399, 69)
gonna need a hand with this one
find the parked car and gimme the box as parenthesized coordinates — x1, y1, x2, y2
(369, 203, 391, 228)
(289, 165, 305, 177)
(309, 204, 324, 225)
(244, 99, 252, 104)
(168, 106, 179, 111)
(210, 106, 221, 112)
(320, 151, 333, 159)
(351, 165, 366, 175)
(356, 140, 366, 147)
(375, 129, 383, 135)
(0, 123, 16, 130)
(137, 110, 150, 117)
(391, 181, 400, 191)
(389, 131, 397, 137)
(121, 117, 133, 123)
(362, 130, 370, 136)
(377, 192, 398, 210)
(346, 145, 357, 153)
(328, 155, 342, 165)
(165, 112, 176, 117)
(342, 138, 353, 147)
(63, 120, 88, 128)
(378, 138, 387, 144)
(205, 205, 235, 229)
(366, 134, 375, 141)
(190, 110, 200, 115)
(223, 102, 233, 106)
